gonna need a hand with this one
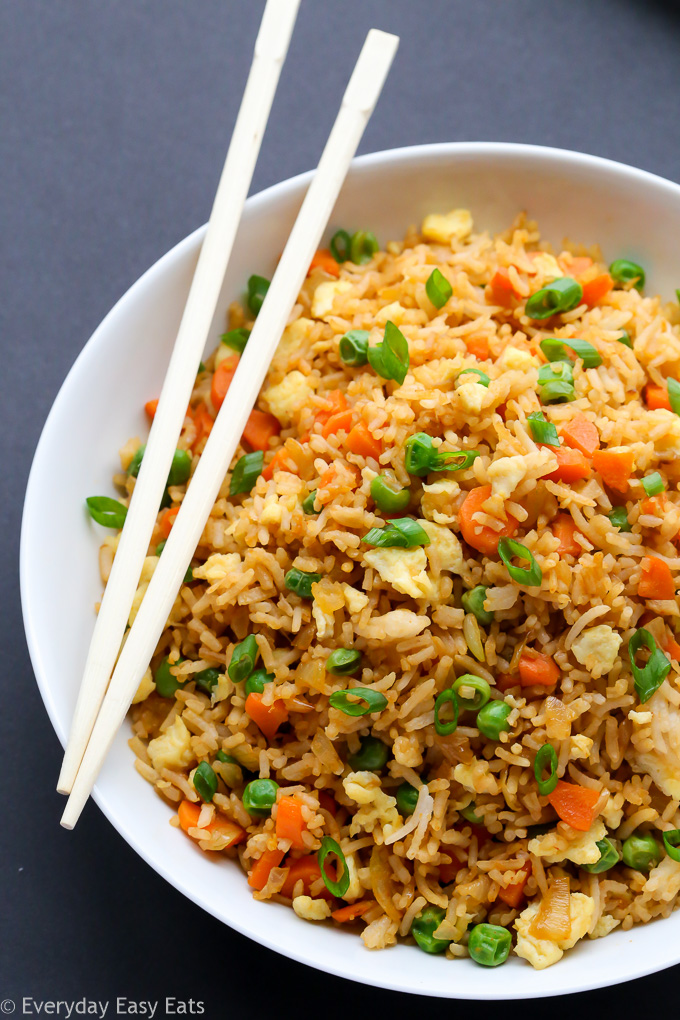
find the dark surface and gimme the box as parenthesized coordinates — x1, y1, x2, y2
(3, 0, 680, 1013)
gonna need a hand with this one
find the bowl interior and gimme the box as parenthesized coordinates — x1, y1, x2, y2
(22, 143, 680, 998)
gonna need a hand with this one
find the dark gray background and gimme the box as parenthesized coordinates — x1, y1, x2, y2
(3, 0, 680, 1013)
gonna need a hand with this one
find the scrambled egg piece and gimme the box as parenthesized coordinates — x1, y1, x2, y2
(421, 209, 473, 244)
(343, 770, 401, 839)
(528, 819, 606, 865)
(590, 914, 620, 939)
(311, 279, 352, 319)
(128, 555, 160, 625)
(132, 667, 155, 704)
(292, 896, 331, 921)
(571, 625, 622, 678)
(363, 547, 432, 599)
(192, 553, 240, 585)
(263, 370, 315, 426)
(148, 715, 194, 772)
(419, 519, 464, 575)
(569, 734, 593, 761)
(420, 479, 460, 525)
(357, 609, 430, 641)
(498, 346, 539, 371)
(456, 380, 486, 414)
(488, 450, 557, 502)
(272, 317, 313, 369)
(514, 894, 595, 970)
(312, 601, 335, 640)
(342, 853, 363, 902)
(119, 437, 141, 472)
(453, 760, 500, 796)
(376, 301, 407, 326)
(629, 685, 680, 798)
(644, 854, 680, 900)
(342, 584, 369, 614)
(529, 252, 563, 279)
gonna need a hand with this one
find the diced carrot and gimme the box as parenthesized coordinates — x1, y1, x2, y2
(248, 848, 286, 891)
(261, 446, 299, 482)
(564, 256, 594, 277)
(497, 862, 532, 909)
(279, 856, 332, 899)
(159, 506, 179, 539)
(592, 448, 634, 492)
(551, 514, 582, 556)
(496, 674, 520, 692)
(317, 462, 359, 503)
(541, 445, 591, 484)
(458, 485, 519, 555)
(438, 859, 462, 884)
(560, 415, 600, 458)
(331, 901, 374, 923)
(581, 273, 613, 308)
(191, 403, 214, 450)
(322, 409, 354, 439)
(518, 651, 559, 688)
(666, 636, 680, 662)
(145, 398, 159, 420)
(547, 780, 600, 831)
(177, 800, 246, 851)
(276, 795, 308, 849)
(465, 336, 490, 361)
(489, 268, 517, 307)
(243, 408, 281, 451)
(308, 248, 340, 277)
(643, 383, 671, 411)
(314, 389, 349, 428)
(245, 691, 289, 741)
(638, 556, 675, 600)
(346, 421, 382, 460)
(210, 355, 240, 412)
(640, 494, 666, 517)
(318, 790, 338, 816)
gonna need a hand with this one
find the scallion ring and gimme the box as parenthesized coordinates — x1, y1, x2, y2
(220, 328, 250, 353)
(362, 517, 430, 548)
(247, 274, 270, 316)
(425, 268, 453, 309)
(617, 330, 633, 350)
(525, 277, 583, 320)
(667, 378, 680, 417)
(628, 627, 671, 703)
(230, 450, 263, 496)
(641, 472, 665, 497)
(284, 568, 322, 600)
(527, 411, 560, 447)
(330, 229, 351, 263)
(662, 829, 680, 862)
(367, 321, 410, 385)
(86, 496, 128, 529)
(339, 329, 370, 367)
(498, 537, 543, 587)
(349, 230, 379, 265)
(540, 336, 602, 369)
(317, 836, 350, 897)
(451, 674, 490, 712)
(193, 761, 218, 803)
(458, 368, 490, 387)
(434, 688, 459, 736)
(328, 687, 388, 717)
(533, 743, 559, 796)
(608, 506, 631, 532)
(610, 259, 645, 291)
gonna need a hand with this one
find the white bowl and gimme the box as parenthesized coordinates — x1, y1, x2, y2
(22, 142, 680, 998)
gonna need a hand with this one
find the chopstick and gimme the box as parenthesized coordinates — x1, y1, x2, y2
(57, 0, 301, 796)
(61, 27, 399, 829)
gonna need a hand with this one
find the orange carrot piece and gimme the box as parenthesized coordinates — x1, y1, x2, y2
(322, 409, 354, 439)
(551, 514, 582, 556)
(496, 674, 520, 692)
(177, 800, 245, 850)
(210, 355, 240, 412)
(640, 494, 666, 517)
(145, 398, 159, 420)
(581, 272, 613, 308)
(465, 336, 490, 361)
(644, 383, 671, 411)
(261, 446, 298, 482)
(458, 485, 519, 555)
(518, 651, 559, 688)
(243, 408, 281, 451)
(560, 415, 600, 458)
(248, 848, 285, 890)
(438, 859, 462, 884)
(638, 556, 675, 600)
(489, 268, 517, 306)
(666, 636, 680, 662)
(542, 445, 591, 484)
(191, 403, 214, 449)
(564, 256, 594, 277)
(279, 856, 331, 899)
(314, 389, 349, 428)
(548, 780, 599, 832)
(308, 248, 340, 277)
(592, 448, 634, 492)
(497, 862, 532, 909)
(245, 691, 288, 740)
(346, 421, 382, 460)
(159, 506, 179, 539)
(331, 901, 374, 923)
(276, 795, 308, 849)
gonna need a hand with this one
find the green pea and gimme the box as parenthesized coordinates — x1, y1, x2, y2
(411, 905, 450, 954)
(610, 259, 645, 291)
(396, 782, 419, 816)
(242, 778, 279, 817)
(476, 700, 512, 740)
(582, 837, 621, 874)
(347, 736, 389, 772)
(167, 448, 192, 486)
(154, 656, 185, 698)
(128, 444, 146, 477)
(193, 761, 218, 802)
(468, 923, 512, 967)
(622, 831, 662, 872)
(195, 667, 221, 695)
(460, 803, 484, 825)
(244, 668, 274, 697)
(370, 474, 410, 513)
(302, 490, 319, 514)
(326, 648, 362, 676)
(461, 585, 494, 625)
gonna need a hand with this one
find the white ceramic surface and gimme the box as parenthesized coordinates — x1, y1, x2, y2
(21, 143, 680, 998)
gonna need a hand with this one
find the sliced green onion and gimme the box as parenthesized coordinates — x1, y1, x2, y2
(127, 444, 146, 477)
(198, 361, 206, 373)
(498, 537, 543, 587)
(540, 336, 602, 369)
(367, 321, 410, 385)
(610, 259, 645, 291)
(622, 831, 661, 871)
(525, 277, 583, 319)
(284, 567, 322, 599)
(468, 924, 512, 968)
(404, 432, 479, 476)
(628, 627, 671, 703)
(582, 837, 621, 874)
(247, 274, 270, 315)
(476, 700, 512, 740)
(538, 361, 574, 385)
(434, 688, 459, 736)
(193, 761, 218, 802)
(667, 378, 680, 416)
(677, 289, 680, 305)
(460, 802, 484, 825)
(154, 656, 185, 698)
(302, 490, 319, 514)
(534, 743, 559, 796)
(167, 449, 192, 486)
(461, 585, 494, 625)
(329, 687, 388, 717)
(244, 668, 274, 697)
(617, 330, 633, 350)
(86, 496, 128, 529)
(540, 380, 575, 404)
(662, 829, 680, 862)
(349, 230, 379, 265)
(228, 634, 260, 684)
(317, 836, 350, 897)
(330, 229, 351, 263)
(155, 540, 167, 555)
(214, 750, 243, 788)
(195, 668, 221, 695)
(425, 268, 453, 309)
(608, 506, 631, 532)
(527, 411, 560, 447)
(396, 782, 419, 816)
(325, 648, 362, 676)
(370, 474, 410, 513)
(538, 362, 575, 405)
(230, 450, 263, 496)
(184, 566, 194, 583)
(451, 674, 490, 711)
(339, 329, 369, 366)
(641, 472, 665, 497)
(362, 517, 430, 548)
(458, 368, 490, 387)
(220, 328, 250, 353)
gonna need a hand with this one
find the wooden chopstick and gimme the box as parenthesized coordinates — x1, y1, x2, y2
(57, 0, 301, 796)
(61, 27, 399, 829)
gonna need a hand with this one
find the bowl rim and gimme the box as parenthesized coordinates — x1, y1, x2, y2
(21, 140, 680, 998)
